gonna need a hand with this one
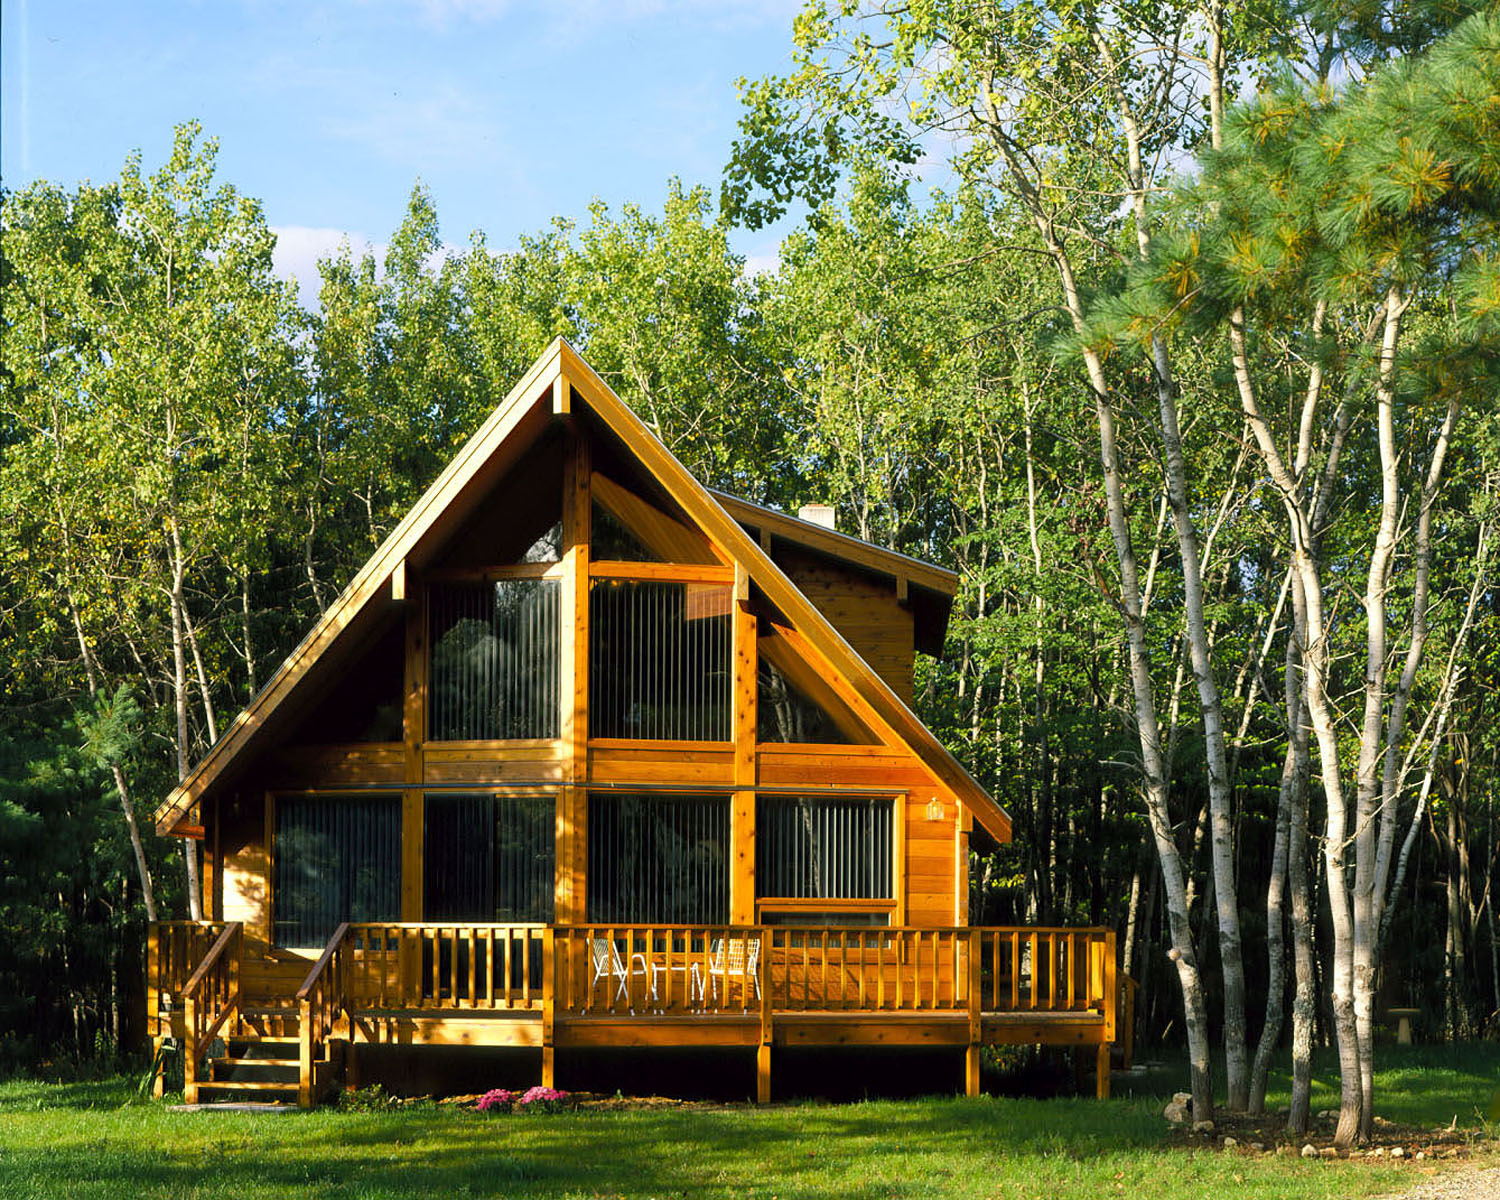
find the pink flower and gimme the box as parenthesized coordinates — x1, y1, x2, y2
(475, 1088, 516, 1113)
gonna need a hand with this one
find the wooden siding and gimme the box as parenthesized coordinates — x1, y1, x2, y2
(772, 549, 915, 704)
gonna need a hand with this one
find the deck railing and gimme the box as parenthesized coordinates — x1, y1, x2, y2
(767, 926, 968, 1012)
(974, 927, 1114, 1014)
(146, 920, 228, 1039)
(152, 923, 1115, 1028)
(555, 925, 765, 1015)
(340, 923, 549, 1012)
(181, 921, 243, 1103)
(296, 922, 351, 1107)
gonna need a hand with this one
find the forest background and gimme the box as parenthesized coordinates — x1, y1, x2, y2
(2, 0, 1499, 1147)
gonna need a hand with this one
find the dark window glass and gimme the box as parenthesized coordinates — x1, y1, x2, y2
(757, 658, 856, 744)
(587, 793, 728, 924)
(424, 793, 555, 922)
(591, 502, 661, 562)
(430, 579, 560, 740)
(589, 579, 731, 741)
(273, 795, 400, 946)
(757, 797, 893, 900)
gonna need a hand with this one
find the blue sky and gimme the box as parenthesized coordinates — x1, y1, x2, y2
(2, 0, 807, 295)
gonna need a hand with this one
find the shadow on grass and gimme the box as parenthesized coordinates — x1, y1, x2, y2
(0, 1093, 1167, 1200)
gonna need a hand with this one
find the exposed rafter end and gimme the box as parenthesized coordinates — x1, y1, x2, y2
(391, 560, 407, 602)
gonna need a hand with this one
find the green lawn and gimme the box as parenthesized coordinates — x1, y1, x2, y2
(0, 1047, 1495, 1200)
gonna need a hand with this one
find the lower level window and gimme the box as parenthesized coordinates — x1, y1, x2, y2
(424, 793, 555, 922)
(273, 795, 400, 946)
(588, 793, 728, 924)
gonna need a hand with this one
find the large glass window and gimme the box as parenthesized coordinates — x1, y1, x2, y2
(273, 795, 400, 946)
(589, 579, 731, 741)
(423, 793, 555, 922)
(429, 579, 560, 740)
(587, 793, 728, 924)
(757, 797, 894, 901)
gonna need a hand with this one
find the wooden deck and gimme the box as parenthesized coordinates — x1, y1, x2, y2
(148, 922, 1118, 1107)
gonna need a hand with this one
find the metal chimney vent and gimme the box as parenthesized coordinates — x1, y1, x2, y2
(797, 504, 837, 531)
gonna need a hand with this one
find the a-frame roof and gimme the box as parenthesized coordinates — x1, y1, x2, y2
(154, 339, 1010, 840)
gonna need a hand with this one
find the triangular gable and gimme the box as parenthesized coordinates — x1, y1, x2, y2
(156, 339, 1011, 841)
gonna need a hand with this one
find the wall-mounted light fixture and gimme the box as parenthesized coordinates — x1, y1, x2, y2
(926, 796, 945, 822)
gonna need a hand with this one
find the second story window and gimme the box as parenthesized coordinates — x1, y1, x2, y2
(589, 578, 731, 742)
(430, 579, 560, 740)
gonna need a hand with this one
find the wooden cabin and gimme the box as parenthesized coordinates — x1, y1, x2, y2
(148, 340, 1117, 1106)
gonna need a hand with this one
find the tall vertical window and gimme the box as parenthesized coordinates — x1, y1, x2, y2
(589, 579, 731, 741)
(424, 793, 556, 922)
(273, 795, 400, 946)
(588, 793, 729, 924)
(757, 797, 894, 904)
(429, 579, 560, 740)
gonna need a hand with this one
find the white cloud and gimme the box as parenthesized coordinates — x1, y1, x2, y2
(743, 250, 780, 277)
(271, 225, 382, 307)
(319, 82, 504, 170)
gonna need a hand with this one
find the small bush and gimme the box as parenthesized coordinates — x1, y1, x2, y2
(338, 1084, 400, 1112)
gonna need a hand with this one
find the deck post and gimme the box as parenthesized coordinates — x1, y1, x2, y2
(1096, 1041, 1111, 1099)
(298, 995, 314, 1109)
(541, 926, 556, 1089)
(966, 929, 982, 1097)
(183, 994, 199, 1104)
(756, 930, 772, 1103)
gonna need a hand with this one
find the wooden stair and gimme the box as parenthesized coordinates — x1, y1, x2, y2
(194, 1037, 301, 1105)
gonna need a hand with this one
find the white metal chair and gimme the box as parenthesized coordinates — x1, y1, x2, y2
(589, 937, 656, 1012)
(691, 935, 761, 1010)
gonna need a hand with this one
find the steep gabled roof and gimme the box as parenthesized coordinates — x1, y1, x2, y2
(155, 339, 1009, 840)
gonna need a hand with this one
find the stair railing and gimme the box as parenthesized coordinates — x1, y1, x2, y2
(296, 923, 351, 1108)
(181, 921, 244, 1103)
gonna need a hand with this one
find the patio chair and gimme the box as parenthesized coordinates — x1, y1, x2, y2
(589, 937, 657, 1012)
(690, 935, 761, 1010)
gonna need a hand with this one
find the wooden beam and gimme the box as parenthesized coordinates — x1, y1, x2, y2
(731, 564, 757, 925)
(588, 561, 733, 583)
(558, 430, 590, 924)
(391, 560, 406, 602)
(591, 471, 724, 566)
(758, 627, 877, 747)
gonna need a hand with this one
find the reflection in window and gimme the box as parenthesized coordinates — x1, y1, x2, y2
(424, 793, 555, 922)
(757, 658, 855, 744)
(273, 795, 400, 946)
(430, 580, 560, 740)
(588, 793, 729, 924)
(589, 579, 731, 741)
(757, 797, 893, 900)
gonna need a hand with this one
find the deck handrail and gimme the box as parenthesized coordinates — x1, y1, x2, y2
(181, 921, 243, 1103)
(297, 922, 351, 1108)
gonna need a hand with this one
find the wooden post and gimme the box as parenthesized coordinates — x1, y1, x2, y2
(298, 996, 314, 1109)
(183, 994, 198, 1104)
(558, 429, 590, 925)
(731, 563, 757, 924)
(402, 577, 427, 994)
(757, 929, 772, 1104)
(1098, 929, 1116, 1100)
(966, 929, 982, 1097)
(542, 927, 557, 1088)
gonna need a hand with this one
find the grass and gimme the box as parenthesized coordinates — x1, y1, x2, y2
(0, 1046, 1496, 1200)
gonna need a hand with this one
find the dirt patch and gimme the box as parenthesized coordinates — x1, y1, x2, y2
(438, 1090, 730, 1112)
(1164, 1108, 1482, 1163)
